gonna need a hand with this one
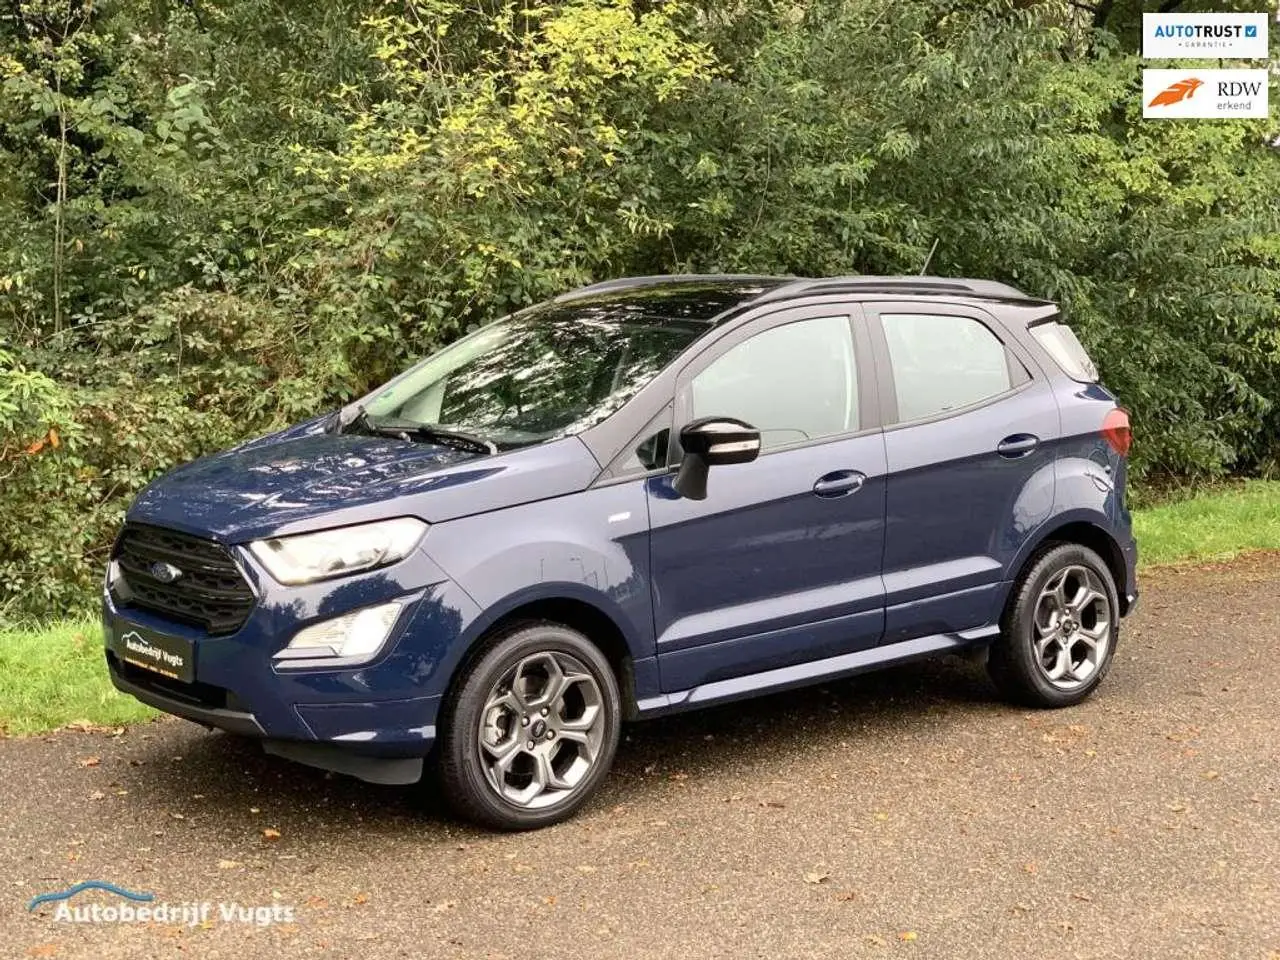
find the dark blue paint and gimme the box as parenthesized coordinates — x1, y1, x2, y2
(102, 284, 1137, 779)
(646, 432, 886, 691)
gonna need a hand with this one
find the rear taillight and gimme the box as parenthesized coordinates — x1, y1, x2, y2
(1102, 408, 1131, 456)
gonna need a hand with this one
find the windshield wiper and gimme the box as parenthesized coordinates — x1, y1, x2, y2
(329, 406, 497, 455)
(372, 422, 498, 456)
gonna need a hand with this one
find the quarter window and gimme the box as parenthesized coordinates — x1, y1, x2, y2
(688, 316, 858, 449)
(881, 313, 1022, 422)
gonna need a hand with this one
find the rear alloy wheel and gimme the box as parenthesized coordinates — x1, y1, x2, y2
(439, 623, 620, 830)
(989, 543, 1120, 708)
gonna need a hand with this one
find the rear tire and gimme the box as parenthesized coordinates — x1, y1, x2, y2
(438, 622, 621, 830)
(988, 543, 1119, 708)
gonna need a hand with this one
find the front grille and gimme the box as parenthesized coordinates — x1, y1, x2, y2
(112, 525, 256, 635)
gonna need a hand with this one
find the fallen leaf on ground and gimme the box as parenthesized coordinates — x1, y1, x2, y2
(898, 931, 918, 942)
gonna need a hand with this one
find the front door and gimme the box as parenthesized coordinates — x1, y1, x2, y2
(647, 307, 887, 694)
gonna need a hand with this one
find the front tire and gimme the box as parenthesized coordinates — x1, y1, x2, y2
(439, 622, 621, 830)
(988, 543, 1120, 708)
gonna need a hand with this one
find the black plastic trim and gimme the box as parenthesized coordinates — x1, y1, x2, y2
(108, 658, 264, 737)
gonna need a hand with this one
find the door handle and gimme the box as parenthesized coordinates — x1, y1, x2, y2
(997, 433, 1040, 458)
(813, 470, 865, 498)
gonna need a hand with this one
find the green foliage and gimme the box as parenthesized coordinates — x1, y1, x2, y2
(1, 0, 1278, 622)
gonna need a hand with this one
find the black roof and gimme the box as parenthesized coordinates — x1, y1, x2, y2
(555, 274, 1048, 320)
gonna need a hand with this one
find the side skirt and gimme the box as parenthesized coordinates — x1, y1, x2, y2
(634, 624, 999, 718)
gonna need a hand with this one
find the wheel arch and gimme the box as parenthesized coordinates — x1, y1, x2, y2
(441, 586, 640, 719)
(1010, 515, 1131, 615)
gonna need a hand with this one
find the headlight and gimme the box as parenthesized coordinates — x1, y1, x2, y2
(274, 601, 403, 664)
(248, 517, 427, 585)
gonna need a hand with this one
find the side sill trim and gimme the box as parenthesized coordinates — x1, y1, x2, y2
(636, 626, 999, 718)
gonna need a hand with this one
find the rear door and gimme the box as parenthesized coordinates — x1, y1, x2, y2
(865, 301, 1059, 645)
(646, 305, 887, 693)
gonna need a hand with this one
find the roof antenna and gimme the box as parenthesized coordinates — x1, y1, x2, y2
(918, 238, 940, 276)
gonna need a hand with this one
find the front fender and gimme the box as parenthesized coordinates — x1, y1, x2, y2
(418, 481, 656, 691)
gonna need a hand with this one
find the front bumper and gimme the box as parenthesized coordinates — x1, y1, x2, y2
(102, 542, 482, 782)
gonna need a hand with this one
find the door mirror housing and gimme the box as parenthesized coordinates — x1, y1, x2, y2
(673, 417, 761, 501)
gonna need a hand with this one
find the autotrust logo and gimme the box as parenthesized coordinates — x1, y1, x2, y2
(1147, 77, 1203, 108)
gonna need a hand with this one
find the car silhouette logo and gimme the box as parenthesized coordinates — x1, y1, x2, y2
(149, 561, 183, 583)
(28, 881, 155, 911)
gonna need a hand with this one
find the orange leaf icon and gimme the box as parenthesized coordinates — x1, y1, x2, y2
(1148, 78, 1203, 108)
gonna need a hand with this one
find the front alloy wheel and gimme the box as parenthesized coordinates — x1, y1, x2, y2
(440, 623, 621, 830)
(478, 651, 607, 809)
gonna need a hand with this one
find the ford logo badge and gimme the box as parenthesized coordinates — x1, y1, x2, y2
(150, 561, 184, 584)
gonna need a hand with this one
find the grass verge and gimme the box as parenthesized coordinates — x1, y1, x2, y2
(1131, 479, 1280, 567)
(0, 619, 155, 735)
(2, 481, 1279, 736)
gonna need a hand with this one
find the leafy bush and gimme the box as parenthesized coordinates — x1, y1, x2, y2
(1, 0, 1278, 622)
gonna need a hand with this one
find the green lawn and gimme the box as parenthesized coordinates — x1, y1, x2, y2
(1132, 480, 1280, 567)
(0, 619, 155, 736)
(2, 480, 1279, 737)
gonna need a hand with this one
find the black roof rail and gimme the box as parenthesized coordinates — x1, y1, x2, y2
(554, 274, 788, 303)
(755, 275, 1038, 305)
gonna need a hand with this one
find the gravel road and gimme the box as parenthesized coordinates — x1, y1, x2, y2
(3, 558, 1278, 959)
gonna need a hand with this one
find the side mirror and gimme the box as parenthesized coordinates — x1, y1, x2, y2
(672, 417, 761, 501)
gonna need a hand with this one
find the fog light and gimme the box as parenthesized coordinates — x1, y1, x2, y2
(274, 602, 403, 664)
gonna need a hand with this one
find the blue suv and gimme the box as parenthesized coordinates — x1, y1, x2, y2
(104, 275, 1137, 829)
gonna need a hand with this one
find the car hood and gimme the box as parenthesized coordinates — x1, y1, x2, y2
(127, 429, 603, 543)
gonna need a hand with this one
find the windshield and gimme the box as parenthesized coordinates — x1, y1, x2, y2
(361, 303, 707, 449)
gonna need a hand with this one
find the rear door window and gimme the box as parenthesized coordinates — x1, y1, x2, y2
(881, 313, 1025, 422)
